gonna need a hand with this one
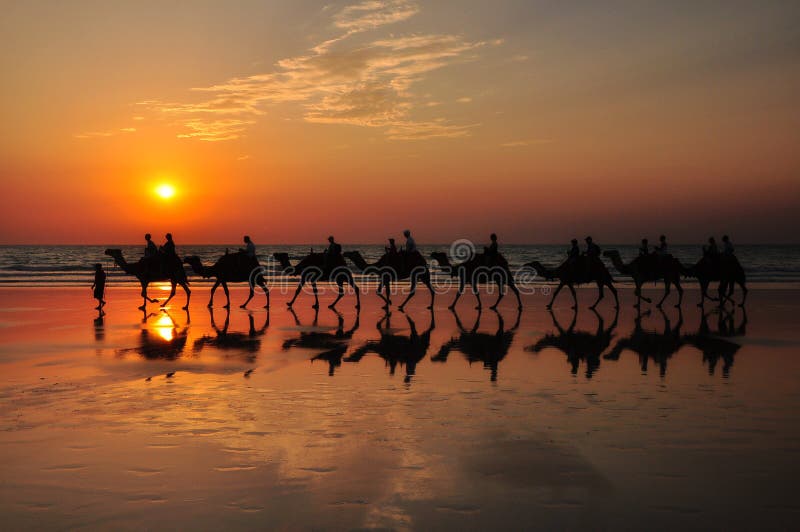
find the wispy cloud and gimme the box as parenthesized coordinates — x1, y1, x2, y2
(140, 1, 493, 141)
(501, 138, 552, 148)
(74, 127, 137, 139)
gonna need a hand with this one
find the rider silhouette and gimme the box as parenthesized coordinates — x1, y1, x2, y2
(403, 230, 417, 254)
(639, 238, 649, 257)
(323, 235, 342, 271)
(722, 235, 734, 255)
(144, 233, 157, 258)
(240, 235, 256, 258)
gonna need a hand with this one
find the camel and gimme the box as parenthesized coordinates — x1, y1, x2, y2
(430, 251, 522, 310)
(525, 308, 618, 379)
(526, 256, 619, 310)
(273, 252, 360, 309)
(345, 311, 434, 384)
(432, 308, 520, 382)
(281, 308, 360, 376)
(682, 254, 748, 307)
(603, 250, 684, 308)
(603, 308, 684, 377)
(105, 249, 191, 310)
(344, 250, 434, 310)
(183, 253, 269, 309)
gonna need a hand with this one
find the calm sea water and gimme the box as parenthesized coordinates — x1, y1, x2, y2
(0, 244, 798, 287)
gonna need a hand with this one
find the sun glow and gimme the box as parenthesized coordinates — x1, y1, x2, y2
(155, 183, 176, 199)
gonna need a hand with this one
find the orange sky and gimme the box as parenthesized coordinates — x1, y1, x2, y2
(1, 0, 799, 244)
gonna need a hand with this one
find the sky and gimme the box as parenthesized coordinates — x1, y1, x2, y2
(1, 0, 799, 245)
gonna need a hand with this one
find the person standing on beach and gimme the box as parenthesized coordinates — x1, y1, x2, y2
(144, 233, 157, 258)
(91, 263, 106, 310)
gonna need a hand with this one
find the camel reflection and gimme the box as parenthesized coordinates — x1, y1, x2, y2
(525, 308, 618, 379)
(345, 310, 435, 384)
(604, 307, 745, 377)
(683, 307, 746, 377)
(433, 308, 520, 382)
(603, 308, 683, 376)
(192, 308, 269, 362)
(116, 309, 190, 360)
(282, 308, 360, 376)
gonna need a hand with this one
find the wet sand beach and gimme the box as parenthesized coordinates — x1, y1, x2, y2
(1, 286, 799, 529)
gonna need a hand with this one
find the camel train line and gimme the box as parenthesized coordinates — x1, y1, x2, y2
(103, 236, 747, 312)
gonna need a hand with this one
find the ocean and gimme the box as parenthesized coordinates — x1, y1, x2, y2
(0, 244, 799, 287)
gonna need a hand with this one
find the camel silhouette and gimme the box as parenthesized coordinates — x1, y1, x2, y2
(345, 310, 435, 383)
(525, 308, 618, 379)
(603, 308, 684, 377)
(192, 307, 269, 362)
(344, 250, 434, 310)
(281, 307, 360, 376)
(603, 250, 684, 308)
(105, 249, 191, 310)
(184, 253, 270, 309)
(273, 252, 360, 310)
(526, 256, 619, 310)
(430, 251, 522, 310)
(682, 254, 748, 307)
(432, 308, 520, 382)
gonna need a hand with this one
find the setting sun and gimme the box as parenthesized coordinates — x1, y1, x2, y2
(155, 183, 176, 200)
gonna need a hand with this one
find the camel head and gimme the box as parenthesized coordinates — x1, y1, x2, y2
(272, 252, 293, 274)
(182, 256, 205, 275)
(524, 261, 555, 280)
(430, 252, 451, 267)
(104, 249, 125, 264)
(343, 250, 367, 270)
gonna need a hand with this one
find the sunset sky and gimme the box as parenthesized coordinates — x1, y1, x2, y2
(1, 0, 799, 244)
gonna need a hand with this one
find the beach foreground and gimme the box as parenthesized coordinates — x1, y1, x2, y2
(1, 286, 799, 529)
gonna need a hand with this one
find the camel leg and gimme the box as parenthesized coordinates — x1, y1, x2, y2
(311, 281, 319, 309)
(181, 282, 191, 310)
(329, 282, 345, 309)
(473, 285, 482, 310)
(656, 281, 671, 308)
(398, 277, 416, 311)
(240, 281, 255, 309)
(675, 280, 683, 308)
(160, 282, 178, 307)
(139, 282, 149, 310)
(260, 280, 270, 309)
(489, 280, 504, 310)
(547, 283, 564, 310)
(425, 277, 435, 309)
(738, 281, 748, 307)
(634, 284, 642, 307)
(450, 277, 465, 310)
(222, 282, 231, 309)
(590, 282, 604, 310)
(509, 279, 523, 310)
(208, 280, 220, 308)
(609, 282, 619, 309)
(352, 277, 361, 309)
(287, 278, 305, 308)
(568, 284, 577, 309)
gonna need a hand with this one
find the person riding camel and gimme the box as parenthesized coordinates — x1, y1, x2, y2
(639, 238, 649, 257)
(584, 236, 601, 259)
(567, 239, 580, 272)
(704, 237, 718, 257)
(144, 233, 157, 259)
(654, 235, 668, 256)
(159, 233, 178, 274)
(386, 238, 398, 255)
(722, 235, 734, 256)
(403, 230, 417, 254)
(323, 235, 342, 273)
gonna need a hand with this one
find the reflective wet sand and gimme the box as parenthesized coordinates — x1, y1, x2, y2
(1, 287, 799, 529)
